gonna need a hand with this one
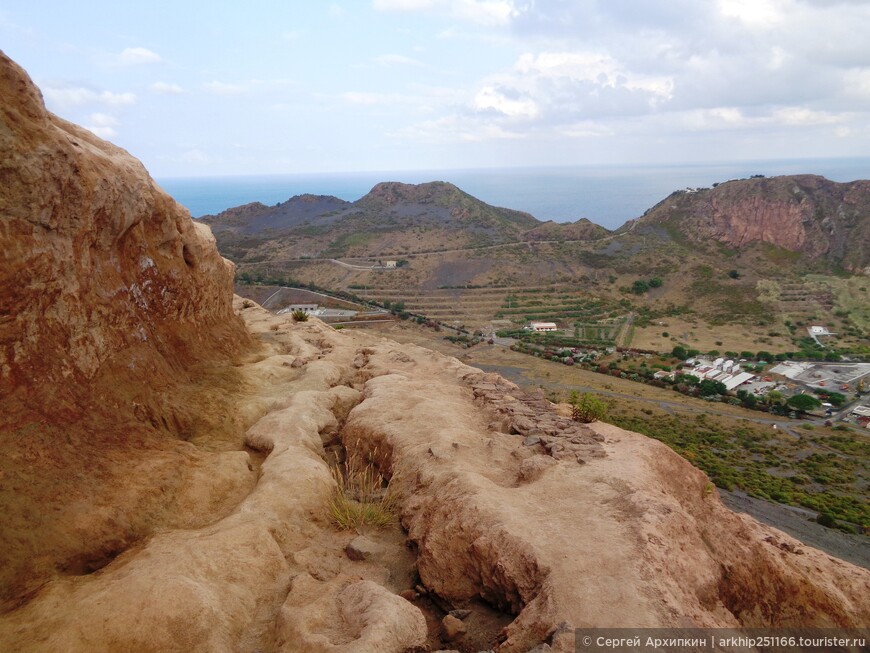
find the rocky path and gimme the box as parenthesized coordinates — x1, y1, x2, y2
(3, 304, 868, 653)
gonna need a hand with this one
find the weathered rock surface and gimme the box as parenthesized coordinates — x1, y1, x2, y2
(346, 535, 384, 561)
(0, 51, 247, 407)
(0, 49, 254, 610)
(441, 614, 467, 641)
(341, 348, 870, 652)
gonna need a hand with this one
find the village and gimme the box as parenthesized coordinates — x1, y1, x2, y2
(519, 320, 870, 427)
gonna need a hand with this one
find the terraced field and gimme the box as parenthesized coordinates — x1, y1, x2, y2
(777, 281, 835, 319)
(353, 285, 628, 337)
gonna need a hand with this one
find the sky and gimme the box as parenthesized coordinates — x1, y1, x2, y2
(2, 0, 870, 177)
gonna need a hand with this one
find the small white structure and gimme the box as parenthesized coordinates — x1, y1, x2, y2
(809, 326, 833, 336)
(529, 321, 558, 332)
(385, 260, 397, 268)
(713, 357, 725, 369)
(723, 372, 754, 391)
(282, 303, 318, 314)
(853, 405, 870, 418)
(723, 360, 734, 372)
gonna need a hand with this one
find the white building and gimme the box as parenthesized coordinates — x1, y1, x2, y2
(529, 321, 558, 332)
(385, 260, 397, 268)
(723, 372, 754, 391)
(809, 325, 832, 336)
(280, 304, 318, 314)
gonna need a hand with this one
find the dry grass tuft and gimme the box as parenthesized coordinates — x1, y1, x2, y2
(328, 446, 397, 530)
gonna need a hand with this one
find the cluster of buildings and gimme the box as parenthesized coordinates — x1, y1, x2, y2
(678, 357, 757, 392)
(852, 405, 870, 428)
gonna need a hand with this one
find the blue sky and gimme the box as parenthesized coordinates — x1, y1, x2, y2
(3, 0, 870, 177)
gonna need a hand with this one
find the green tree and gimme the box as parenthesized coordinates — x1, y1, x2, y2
(786, 394, 822, 414)
(671, 345, 688, 360)
(632, 279, 650, 295)
(649, 277, 663, 288)
(569, 391, 608, 423)
(736, 390, 757, 409)
(699, 379, 727, 396)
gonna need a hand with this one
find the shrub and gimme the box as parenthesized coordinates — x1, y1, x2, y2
(241, 299, 254, 309)
(816, 512, 836, 528)
(569, 391, 608, 423)
(291, 309, 309, 322)
(328, 448, 396, 530)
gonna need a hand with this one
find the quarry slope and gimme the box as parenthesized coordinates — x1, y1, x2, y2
(1, 50, 868, 653)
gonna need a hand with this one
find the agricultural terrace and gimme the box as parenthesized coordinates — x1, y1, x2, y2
(352, 284, 628, 335)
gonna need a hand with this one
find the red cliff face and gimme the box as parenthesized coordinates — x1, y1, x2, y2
(642, 175, 870, 272)
(710, 194, 811, 252)
(0, 50, 250, 416)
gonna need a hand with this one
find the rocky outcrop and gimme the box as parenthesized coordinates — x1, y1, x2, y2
(0, 50, 252, 609)
(0, 50, 249, 411)
(640, 175, 870, 272)
(340, 345, 870, 652)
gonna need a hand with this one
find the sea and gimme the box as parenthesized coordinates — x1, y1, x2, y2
(158, 158, 870, 231)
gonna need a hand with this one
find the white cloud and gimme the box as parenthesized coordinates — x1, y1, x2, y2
(680, 105, 844, 131)
(473, 86, 538, 118)
(716, 0, 786, 26)
(88, 112, 119, 127)
(117, 47, 162, 65)
(85, 125, 117, 139)
(398, 114, 523, 143)
(772, 107, 843, 125)
(84, 113, 119, 139)
(42, 85, 137, 110)
(202, 81, 246, 95)
(514, 52, 674, 101)
(150, 81, 184, 95)
(374, 54, 423, 66)
(329, 4, 346, 17)
(561, 121, 614, 138)
(373, 0, 519, 26)
(843, 68, 870, 99)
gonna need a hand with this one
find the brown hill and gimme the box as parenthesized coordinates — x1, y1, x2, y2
(201, 180, 610, 261)
(639, 174, 870, 273)
(1, 51, 868, 653)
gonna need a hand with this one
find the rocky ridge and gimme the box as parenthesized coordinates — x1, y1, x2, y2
(639, 174, 870, 272)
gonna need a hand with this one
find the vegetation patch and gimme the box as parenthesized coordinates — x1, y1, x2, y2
(328, 448, 397, 531)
